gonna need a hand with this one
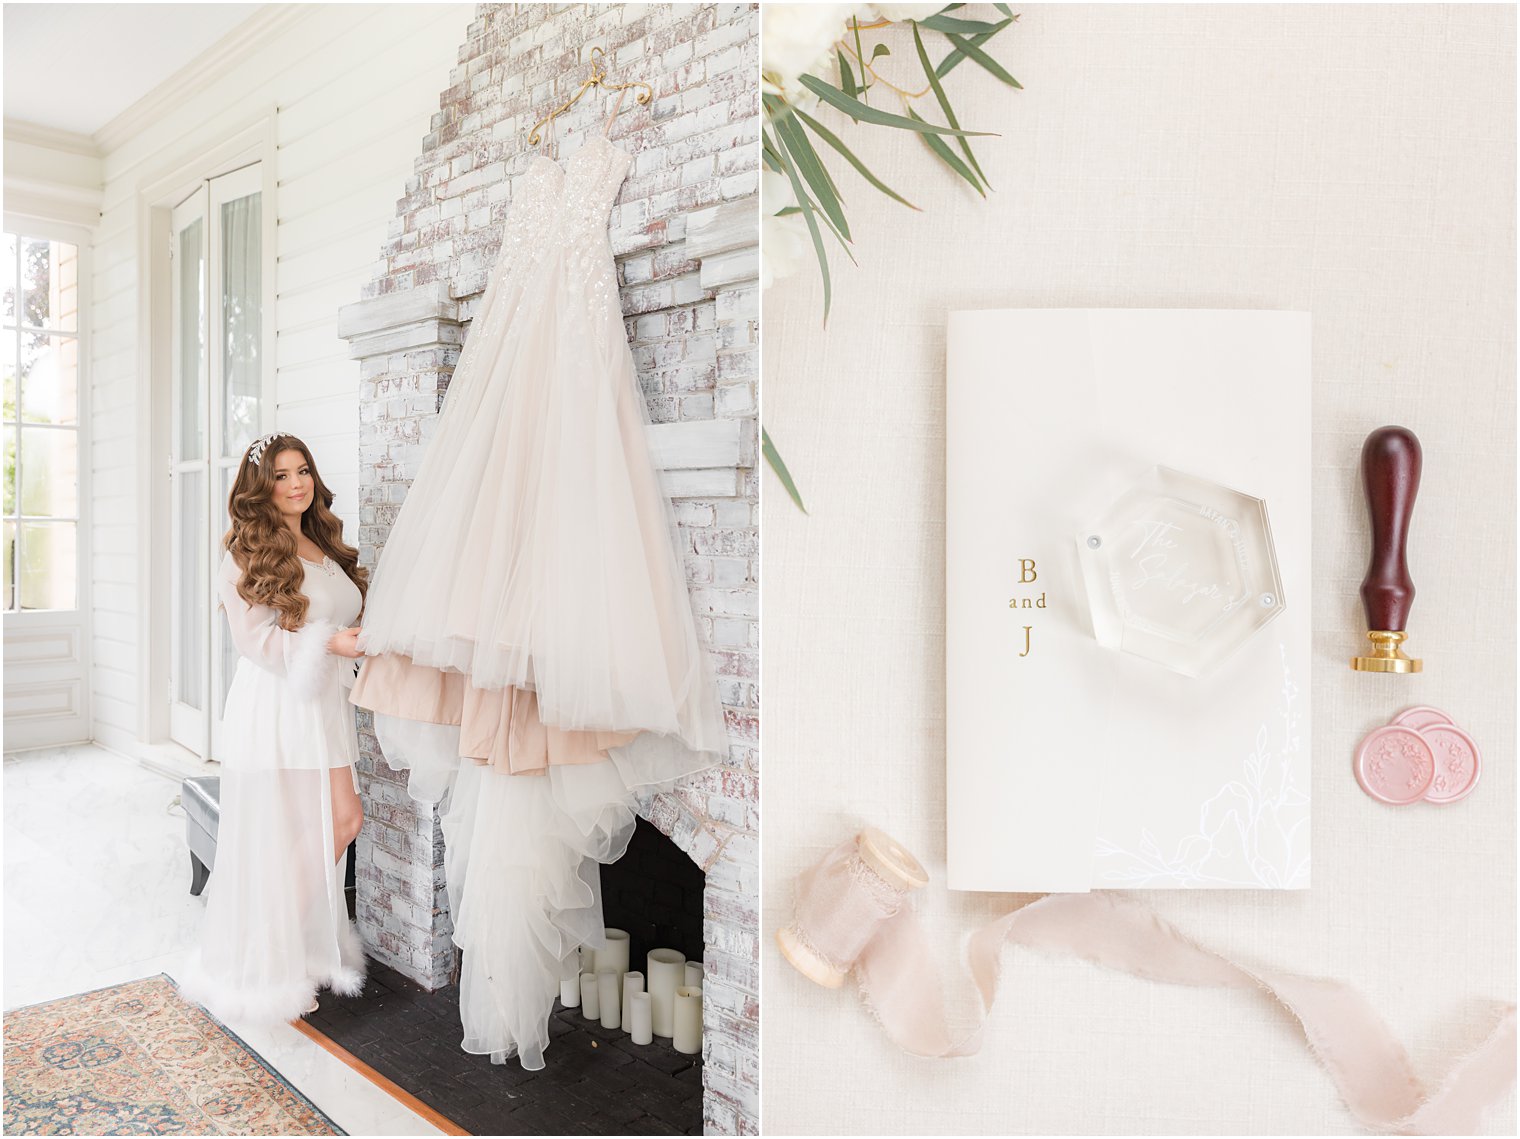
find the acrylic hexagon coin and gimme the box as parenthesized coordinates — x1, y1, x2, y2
(1076, 466, 1287, 678)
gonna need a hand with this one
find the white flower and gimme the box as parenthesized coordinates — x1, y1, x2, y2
(865, 3, 947, 21)
(761, 3, 858, 106)
(761, 169, 810, 289)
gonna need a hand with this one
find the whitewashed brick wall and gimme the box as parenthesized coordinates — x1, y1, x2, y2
(338, 4, 758, 1133)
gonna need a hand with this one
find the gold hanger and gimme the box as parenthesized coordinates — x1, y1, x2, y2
(528, 46, 653, 147)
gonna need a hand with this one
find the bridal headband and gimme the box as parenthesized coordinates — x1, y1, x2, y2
(246, 432, 283, 466)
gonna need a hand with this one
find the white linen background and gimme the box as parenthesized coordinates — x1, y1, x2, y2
(760, 4, 1515, 1135)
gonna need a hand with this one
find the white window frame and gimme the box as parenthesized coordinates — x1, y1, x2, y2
(0, 215, 93, 749)
(135, 110, 276, 765)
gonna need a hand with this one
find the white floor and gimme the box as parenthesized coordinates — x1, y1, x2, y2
(3, 742, 443, 1136)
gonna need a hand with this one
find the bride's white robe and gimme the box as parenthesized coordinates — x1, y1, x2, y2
(176, 550, 367, 1025)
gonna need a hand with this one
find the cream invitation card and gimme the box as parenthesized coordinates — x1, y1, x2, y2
(945, 309, 1312, 892)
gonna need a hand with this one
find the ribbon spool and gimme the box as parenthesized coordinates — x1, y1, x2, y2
(775, 827, 928, 989)
(775, 826, 1516, 1133)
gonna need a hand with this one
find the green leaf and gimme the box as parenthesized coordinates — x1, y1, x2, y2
(994, 3, 1015, 16)
(798, 74, 995, 137)
(795, 107, 919, 210)
(871, 43, 891, 60)
(919, 13, 1006, 34)
(935, 18, 1013, 79)
(763, 428, 808, 514)
(765, 126, 832, 323)
(908, 106, 984, 195)
(761, 128, 786, 172)
(773, 110, 851, 241)
(837, 48, 856, 101)
(852, 16, 869, 106)
(912, 20, 992, 192)
(943, 31, 1023, 88)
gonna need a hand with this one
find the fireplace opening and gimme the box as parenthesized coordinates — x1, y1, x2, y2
(600, 817, 706, 972)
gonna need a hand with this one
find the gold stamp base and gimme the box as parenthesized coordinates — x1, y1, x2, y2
(1351, 630, 1422, 674)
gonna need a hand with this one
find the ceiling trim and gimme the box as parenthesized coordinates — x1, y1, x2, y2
(93, 3, 312, 155)
(3, 119, 99, 156)
(3, 185, 102, 232)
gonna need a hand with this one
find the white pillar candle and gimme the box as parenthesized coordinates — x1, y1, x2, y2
(629, 991, 653, 1045)
(598, 968, 621, 1030)
(579, 972, 600, 1020)
(673, 985, 703, 1055)
(646, 948, 686, 1038)
(683, 961, 703, 989)
(560, 975, 581, 1008)
(596, 928, 631, 975)
(620, 970, 645, 1035)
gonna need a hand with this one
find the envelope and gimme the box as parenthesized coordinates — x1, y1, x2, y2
(945, 309, 1312, 892)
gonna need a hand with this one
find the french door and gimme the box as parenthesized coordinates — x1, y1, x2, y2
(167, 163, 264, 759)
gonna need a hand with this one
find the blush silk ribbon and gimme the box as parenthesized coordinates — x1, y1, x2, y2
(777, 830, 1516, 1135)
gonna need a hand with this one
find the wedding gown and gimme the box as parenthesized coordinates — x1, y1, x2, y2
(178, 550, 368, 1024)
(348, 103, 727, 1070)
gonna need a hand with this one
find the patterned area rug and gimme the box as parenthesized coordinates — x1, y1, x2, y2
(3, 974, 342, 1135)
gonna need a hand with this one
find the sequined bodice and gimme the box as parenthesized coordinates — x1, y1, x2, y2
(501, 135, 633, 259)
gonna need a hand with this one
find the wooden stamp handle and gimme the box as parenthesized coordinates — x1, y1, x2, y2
(1360, 426, 1422, 632)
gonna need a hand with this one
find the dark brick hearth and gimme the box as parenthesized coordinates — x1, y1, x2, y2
(309, 959, 701, 1135)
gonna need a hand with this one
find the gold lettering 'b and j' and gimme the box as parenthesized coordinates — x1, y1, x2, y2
(1008, 558, 1047, 657)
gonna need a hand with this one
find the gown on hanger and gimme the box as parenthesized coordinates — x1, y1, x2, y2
(348, 94, 727, 1071)
(178, 550, 368, 1025)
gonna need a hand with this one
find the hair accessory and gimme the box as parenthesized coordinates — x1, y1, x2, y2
(247, 432, 282, 466)
(780, 826, 1514, 1130)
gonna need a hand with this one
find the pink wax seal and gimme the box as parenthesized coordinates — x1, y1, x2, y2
(1391, 705, 1454, 731)
(1419, 723, 1482, 804)
(1354, 725, 1436, 806)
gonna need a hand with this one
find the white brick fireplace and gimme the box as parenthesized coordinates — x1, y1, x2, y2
(334, 5, 758, 1132)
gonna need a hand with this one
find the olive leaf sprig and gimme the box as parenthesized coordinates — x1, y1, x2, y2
(762, 5, 1022, 511)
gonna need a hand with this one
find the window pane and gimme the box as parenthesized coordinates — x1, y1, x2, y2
(178, 217, 205, 460)
(3, 331, 15, 417)
(2, 233, 15, 321)
(3, 519, 13, 610)
(19, 333, 78, 425)
(3, 431, 13, 514)
(21, 237, 78, 333)
(18, 519, 74, 609)
(20, 426, 77, 517)
(176, 471, 204, 708)
(222, 193, 262, 456)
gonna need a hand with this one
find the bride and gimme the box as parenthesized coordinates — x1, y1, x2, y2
(177, 432, 370, 1024)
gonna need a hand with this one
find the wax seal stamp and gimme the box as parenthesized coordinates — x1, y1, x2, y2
(1354, 725, 1435, 805)
(1354, 708, 1482, 806)
(1390, 705, 1453, 731)
(1351, 426, 1423, 673)
(1420, 723, 1481, 804)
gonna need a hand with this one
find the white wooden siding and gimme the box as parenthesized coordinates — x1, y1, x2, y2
(53, 3, 472, 756)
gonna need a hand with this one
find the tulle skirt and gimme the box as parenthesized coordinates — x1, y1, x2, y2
(350, 223, 727, 764)
(347, 197, 725, 1069)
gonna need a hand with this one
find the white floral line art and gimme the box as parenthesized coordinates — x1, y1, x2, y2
(1094, 640, 1309, 888)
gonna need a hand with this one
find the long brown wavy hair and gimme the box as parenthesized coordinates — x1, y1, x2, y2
(221, 433, 368, 631)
